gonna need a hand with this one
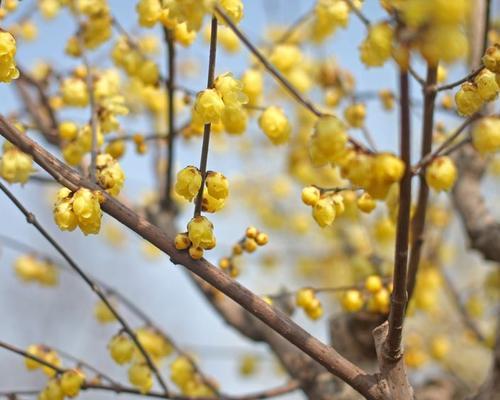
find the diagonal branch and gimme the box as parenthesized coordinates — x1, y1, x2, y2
(0, 115, 384, 400)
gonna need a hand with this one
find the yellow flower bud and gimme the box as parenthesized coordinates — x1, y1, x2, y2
(175, 166, 202, 202)
(258, 106, 291, 145)
(108, 334, 135, 365)
(187, 216, 215, 250)
(341, 290, 364, 312)
(425, 156, 457, 192)
(205, 171, 229, 200)
(312, 198, 336, 227)
(472, 117, 500, 154)
(455, 82, 482, 116)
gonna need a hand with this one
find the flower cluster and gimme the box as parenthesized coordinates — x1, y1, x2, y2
(53, 188, 104, 235)
(396, 0, 470, 65)
(0, 138, 33, 184)
(175, 216, 216, 260)
(340, 276, 391, 314)
(38, 369, 86, 400)
(14, 255, 58, 287)
(107, 327, 172, 393)
(218, 226, 269, 277)
(296, 288, 323, 320)
(96, 153, 125, 196)
(0, 30, 19, 82)
(455, 69, 499, 116)
(193, 73, 248, 133)
(171, 356, 213, 396)
(301, 186, 346, 228)
(24, 345, 61, 377)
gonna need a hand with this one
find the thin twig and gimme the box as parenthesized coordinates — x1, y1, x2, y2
(344, 0, 370, 28)
(274, 8, 314, 44)
(412, 113, 482, 173)
(162, 27, 176, 211)
(0, 341, 64, 375)
(0, 182, 171, 396)
(435, 65, 484, 92)
(194, 16, 218, 217)
(0, 233, 219, 394)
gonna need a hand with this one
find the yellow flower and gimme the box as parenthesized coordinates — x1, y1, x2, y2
(187, 216, 216, 250)
(94, 299, 116, 323)
(96, 153, 125, 196)
(108, 334, 135, 365)
(128, 363, 153, 394)
(269, 44, 302, 73)
(472, 117, 500, 154)
(0, 31, 20, 83)
(309, 115, 348, 166)
(58, 121, 78, 141)
(341, 290, 364, 312)
(136, 0, 161, 27)
(359, 22, 393, 67)
(193, 89, 225, 124)
(60, 369, 85, 398)
(222, 105, 248, 134)
(61, 77, 89, 107)
(205, 171, 229, 200)
(344, 103, 366, 127)
(175, 166, 202, 202)
(301, 186, 320, 206)
(0, 147, 33, 184)
(174, 21, 197, 47)
(483, 44, 500, 73)
(455, 82, 482, 116)
(474, 69, 499, 102)
(241, 68, 263, 106)
(357, 192, 376, 213)
(219, 0, 244, 24)
(312, 198, 336, 227)
(214, 72, 247, 107)
(258, 106, 291, 145)
(425, 156, 457, 192)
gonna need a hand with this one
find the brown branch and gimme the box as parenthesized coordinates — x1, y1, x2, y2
(162, 27, 176, 211)
(379, 70, 414, 399)
(412, 113, 481, 174)
(0, 116, 384, 400)
(0, 181, 170, 396)
(406, 65, 437, 302)
(194, 16, 218, 217)
(0, 340, 64, 375)
(435, 65, 484, 92)
(344, 0, 371, 28)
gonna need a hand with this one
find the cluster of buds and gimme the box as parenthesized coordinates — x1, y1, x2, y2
(38, 369, 86, 400)
(340, 275, 391, 314)
(175, 216, 216, 260)
(170, 356, 214, 396)
(108, 327, 172, 393)
(14, 255, 58, 287)
(53, 188, 104, 235)
(296, 288, 323, 320)
(0, 125, 33, 184)
(218, 226, 269, 277)
(301, 186, 345, 228)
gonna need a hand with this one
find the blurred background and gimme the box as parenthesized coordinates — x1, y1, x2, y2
(0, 0, 499, 398)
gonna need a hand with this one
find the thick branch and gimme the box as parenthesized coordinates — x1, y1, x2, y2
(0, 116, 384, 400)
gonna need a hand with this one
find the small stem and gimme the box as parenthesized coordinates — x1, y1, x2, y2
(406, 65, 437, 302)
(344, 0, 371, 28)
(482, 0, 491, 54)
(77, 25, 98, 182)
(162, 27, 176, 211)
(435, 65, 484, 92)
(194, 16, 218, 217)
(0, 182, 170, 396)
(412, 113, 481, 173)
(385, 71, 412, 361)
(0, 341, 64, 375)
